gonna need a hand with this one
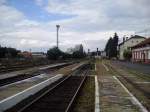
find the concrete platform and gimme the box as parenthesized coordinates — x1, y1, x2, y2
(0, 72, 59, 101)
(0, 74, 63, 112)
(96, 59, 148, 112)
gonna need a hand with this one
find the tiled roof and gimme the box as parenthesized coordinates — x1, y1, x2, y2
(119, 35, 146, 46)
(132, 37, 150, 48)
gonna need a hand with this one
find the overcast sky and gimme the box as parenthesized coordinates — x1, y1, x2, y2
(0, 0, 150, 52)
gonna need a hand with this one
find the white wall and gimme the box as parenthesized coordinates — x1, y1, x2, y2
(148, 50, 150, 59)
(119, 38, 145, 60)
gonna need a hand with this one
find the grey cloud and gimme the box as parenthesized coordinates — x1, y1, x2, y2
(0, 0, 149, 52)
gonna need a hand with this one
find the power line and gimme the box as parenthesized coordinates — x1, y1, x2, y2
(135, 27, 150, 37)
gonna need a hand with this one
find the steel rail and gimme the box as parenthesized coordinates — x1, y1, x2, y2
(0, 63, 71, 87)
(17, 73, 72, 112)
(65, 70, 88, 112)
(17, 65, 88, 112)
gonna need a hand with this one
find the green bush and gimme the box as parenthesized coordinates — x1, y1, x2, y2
(123, 49, 132, 60)
(47, 47, 62, 60)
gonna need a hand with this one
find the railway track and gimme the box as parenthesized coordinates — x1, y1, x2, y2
(4, 63, 90, 112)
(0, 63, 70, 87)
(11, 66, 88, 112)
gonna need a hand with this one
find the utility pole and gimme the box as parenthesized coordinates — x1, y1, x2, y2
(88, 49, 90, 54)
(88, 49, 90, 57)
(56, 25, 60, 48)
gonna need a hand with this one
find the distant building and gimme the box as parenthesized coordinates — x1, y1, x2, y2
(89, 51, 101, 58)
(31, 52, 47, 59)
(66, 44, 84, 54)
(131, 38, 150, 63)
(66, 48, 74, 54)
(101, 51, 106, 58)
(118, 35, 146, 60)
(74, 44, 83, 52)
(18, 51, 47, 59)
(18, 51, 32, 58)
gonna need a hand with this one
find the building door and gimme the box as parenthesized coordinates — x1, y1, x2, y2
(142, 52, 145, 62)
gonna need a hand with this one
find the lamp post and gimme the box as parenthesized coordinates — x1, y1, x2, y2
(97, 48, 99, 56)
(56, 25, 60, 48)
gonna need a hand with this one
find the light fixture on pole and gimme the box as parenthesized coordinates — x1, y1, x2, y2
(56, 25, 60, 48)
(97, 48, 98, 56)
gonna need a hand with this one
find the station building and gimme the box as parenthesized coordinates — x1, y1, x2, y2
(118, 35, 146, 60)
(131, 38, 150, 63)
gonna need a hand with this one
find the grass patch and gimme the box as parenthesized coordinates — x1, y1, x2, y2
(71, 76, 95, 112)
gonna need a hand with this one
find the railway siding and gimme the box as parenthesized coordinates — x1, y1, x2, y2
(0, 62, 72, 87)
(0, 63, 68, 80)
(0, 62, 88, 112)
(6, 64, 89, 112)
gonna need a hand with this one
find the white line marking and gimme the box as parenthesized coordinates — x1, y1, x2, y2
(95, 64, 97, 71)
(136, 82, 150, 84)
(0, 63, 66, 80)
(102, 62, 109, 71)
(0, 74, 62, 103)
(95, 75, 100, 112)
(113, 76, 148, 112)
(71, 63, 85, 71)
(117, 76, 135, 78)
(0, 74, 48, 89)
(39, 63, 66, 70)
